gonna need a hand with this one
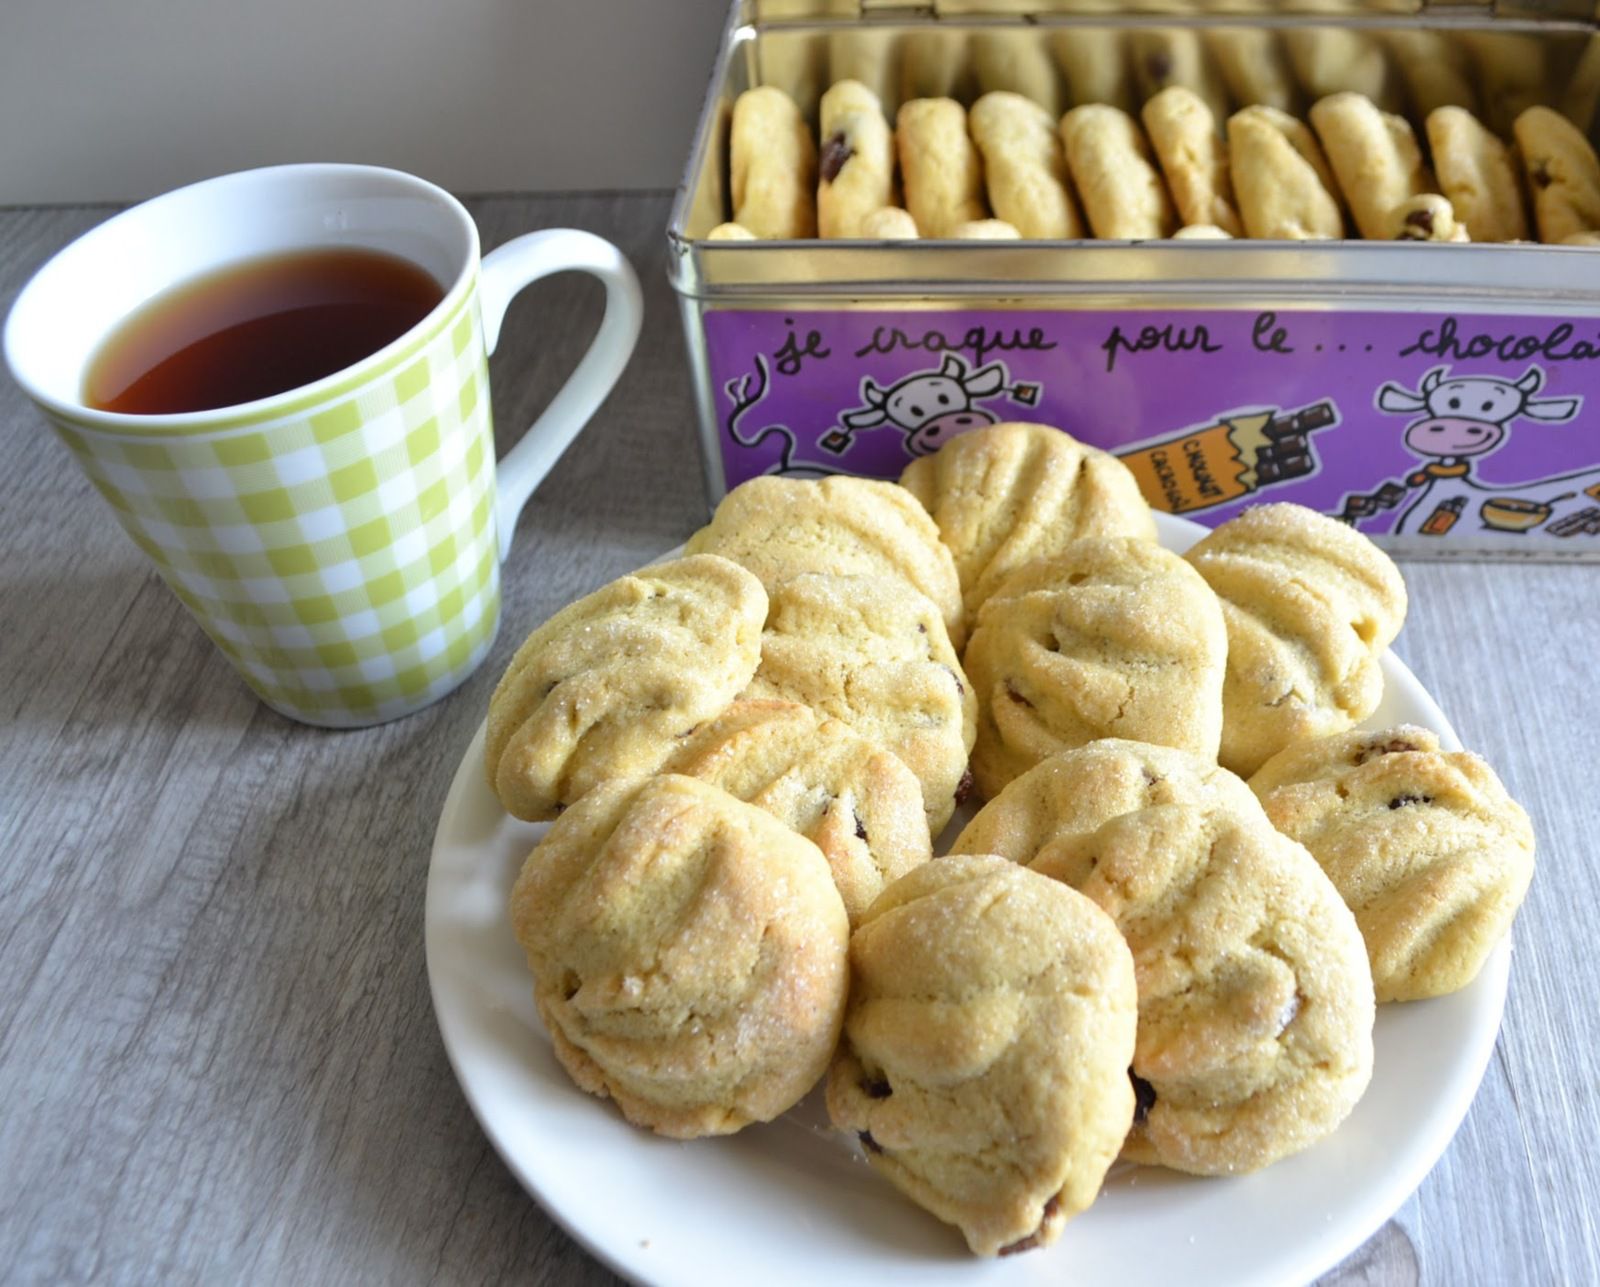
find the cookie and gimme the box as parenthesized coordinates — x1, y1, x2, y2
(1129, 28, 1232, 127)
(1425, 106, 1529, 243)
(1229, 104, 1346, 240)
(900, 29, 973, 104)
(1051, 29, 1132, 114)
(818, 79, 895, 239)
(1249, 725, 1536, 1002)
(1173, 223, 1234, 240)
(898, 421, 1156, 634)
(1183, 503, 1408, 778)
(1033, 803, 1375, 1175)
(1284, 27, 1395, 112)
(859, 206, 920, 239)
(741, 572, 975, 834)
(826, 854, 1137, 1256)
(949, 738, 1265, 868)
(664, 698, 931, 925)
(1142, 86, 1243, 237)
(705, 222, 756, 241)
(897, 97, 987, 237)
(1392, 194, 1470, 243)
(484, 554, 766, 820)
(730, 86, 817, 240)
(1309, 92, 1432, 240)
(972, 30, 1063, 119)
(1514, 105, 1600, 245)
(951, 218, 1021, 240)
(961, 539, 1227, 799)
(827, 28, 896, 107)
(1205, 28, 1297, 115)
(969, 90, 1084, 239)
(510, 775, 849, 1137)
(1465, 32, 1548, 136)
(685, 474, 965, 649)
(1382, 30, 1477, 119)
(1059, 104, 1177, 240)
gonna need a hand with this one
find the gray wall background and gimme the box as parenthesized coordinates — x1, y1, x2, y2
(0, 0, 731, 204)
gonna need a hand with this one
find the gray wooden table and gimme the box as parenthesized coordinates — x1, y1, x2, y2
(2, 193, 1596, 1286)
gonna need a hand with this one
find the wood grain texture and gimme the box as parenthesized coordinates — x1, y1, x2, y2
(2, 194, 1597, 1286)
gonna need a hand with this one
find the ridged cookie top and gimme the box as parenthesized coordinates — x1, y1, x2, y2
(826, 854, 1137, 1256)
(742, 572, 975, 834)
(1250, 724, 1535, 1002)
(962, 539, 1227, 798)
(662, 698, 931, 925)
(685, 475, 965, 648)
(898, 422, 1156, 632)
(951, 738, 1263, 872)
(1184, 503, 1407, 777)
(484, 554, 766, 820)
(511, 775, 849, 1138)
(1032, 804, 1375, 1176)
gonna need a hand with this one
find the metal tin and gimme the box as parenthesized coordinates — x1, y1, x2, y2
(668, 0, 1600, 557)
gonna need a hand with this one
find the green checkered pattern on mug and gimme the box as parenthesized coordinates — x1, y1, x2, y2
(48, 300, 500, 726)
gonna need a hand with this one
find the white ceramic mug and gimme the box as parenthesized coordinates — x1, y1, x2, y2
(5, 164, 643, 727)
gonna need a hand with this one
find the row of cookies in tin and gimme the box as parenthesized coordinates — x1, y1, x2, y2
(713, 77, 1600, 245)
(484, 428, 1533, 1256)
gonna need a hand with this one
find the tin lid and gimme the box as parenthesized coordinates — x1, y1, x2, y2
(754, 0, 1592, 20)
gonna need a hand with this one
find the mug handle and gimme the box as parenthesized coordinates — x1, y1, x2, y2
(476, 228, 644, 560)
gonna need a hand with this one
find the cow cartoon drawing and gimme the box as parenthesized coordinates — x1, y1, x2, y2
(717, 354, 845, 479)
(822, 354, 1040, 457)
(1338, 364, 1600, 538)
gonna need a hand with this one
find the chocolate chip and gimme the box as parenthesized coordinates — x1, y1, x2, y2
(859, 1130, 883, 1154)
(862, 1077, 891, 1099)
(942, 664, 965, 696)
(955, 767, 975, 805)
(916, 622, 927, 634)
(1145, 51, 1173, 80)
(998, 1195, 1061, 1256)
(1388, 793, 1433, 809)
(1131, 1071, 1157, 1125)
(1355, 736, 1421, 765)
(1532, 161, 1553, 189)
(1004, 682, 1033, 709)
(820, 131, 854, 183)
(854, 812, 869, 843)
(1402, 207, 1435, 238)
(560, 973, 580, 1001)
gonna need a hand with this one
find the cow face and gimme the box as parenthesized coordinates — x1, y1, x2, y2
(883, 374, 971, 432)
(1423, 377, 1530, 426)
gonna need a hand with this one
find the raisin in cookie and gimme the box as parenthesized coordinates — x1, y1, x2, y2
(685, 474, 965, 649)
(1426, 105, 1529, 243)
(742, 573, 975, 834)
(1309, 91, 1432, 240)
(970, 90, 1084, 239)
(1249, 725, 1536, 1002)
(897, 97, 988, 237)
(818, 79, 894, 239)
(1391, 194, 1470, 243)
(730, 86, 817, 239)
(899, 421, 1156, 635)
(485, 554, 766, 820)
(1514, 105, 1600, 244)
(1229, 104, 1346, 240)
(1032, 803, 1375, 1175)
(511, 775, 849, 1137)
(826, 854, 1137, 1256)
(664, 698, 931, 924)
(1060, 104, 1176, 240)
(1142, 86, 1243, 238)
(1184, 503, 1407, 778)
(962, 539, 1226, 798)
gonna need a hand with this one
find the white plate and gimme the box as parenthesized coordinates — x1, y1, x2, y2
(425, 513, 1508, 1287)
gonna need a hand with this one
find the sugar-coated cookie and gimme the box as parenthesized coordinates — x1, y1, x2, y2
(742, 572, 975, 834)
(484, 554, 766, 820)
(1059, 104, 1176, 239)
(664, 699, 931, 925)
(685, 474, 965, 649)
(1514, 105, 1600, 245)
(826, 854, 1137, 1256)
(1033, 803, 1375, 1175)
(962, 539, 1226, 798)
(1183, 503, 1407, 777)
(1426, 106, 1528, 243)
(1249, 725, 1536, 1002)
(510, 775, 849, 1137)
(1142, 86, 1243, 237)
(897, 97, 988, 237)
(899, 421, 1156, 634)
(818, 79, 895, 239)
(730, 86, 817, 239)
(859, 206, 920, 239)
(1309, 92, 1432, 240)
(970, 91, 1084, 238)
(1229, 104, 1346, 240)
(705, 221, 756, 241)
